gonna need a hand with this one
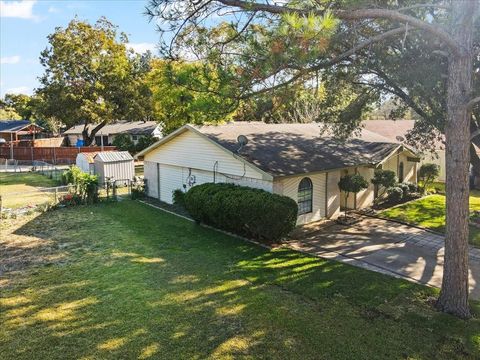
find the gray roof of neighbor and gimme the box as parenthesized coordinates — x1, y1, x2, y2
(95, 151, 133, 163)
(196, 122, 404, 176)
(362, 119, 445, 150)
(63, 121, 160, 136)
(0, 120, 40, 132)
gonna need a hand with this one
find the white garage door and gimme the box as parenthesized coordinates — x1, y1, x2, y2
(159, 164, 183, 203)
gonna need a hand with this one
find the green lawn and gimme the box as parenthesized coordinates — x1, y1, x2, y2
(380, 192, 480, 247)
(1, 201, 480, 359)
(0, 172, 62, 209)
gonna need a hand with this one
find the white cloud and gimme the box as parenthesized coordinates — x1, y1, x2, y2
(48, 5, 60, 13)
(5, 86, 32, 95)
(0, 0, 40, 21)
(127, 42, 157, 54)
(1, 55, 20, 64)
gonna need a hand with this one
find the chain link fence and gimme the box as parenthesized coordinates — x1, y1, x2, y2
(0, 185, 74, 218)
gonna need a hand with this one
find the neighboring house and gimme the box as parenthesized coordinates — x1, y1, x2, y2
(362, 120, 446, 182)
(136, 122, 419, 225)
(63, 121, 162, 147)
(0, 120, 46, 143)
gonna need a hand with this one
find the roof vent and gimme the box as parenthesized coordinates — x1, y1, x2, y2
(236, 135, 248, 153)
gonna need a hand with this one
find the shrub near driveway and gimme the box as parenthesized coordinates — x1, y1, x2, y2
(185, 183, 298, 242)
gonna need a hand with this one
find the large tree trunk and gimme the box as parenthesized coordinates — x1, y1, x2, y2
(82, 120, 108, 146)
(436, 0, 476, 318)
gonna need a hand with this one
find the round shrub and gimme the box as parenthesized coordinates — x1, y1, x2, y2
(404, 182, 419, 193)
(184, 183, 298, 242)
(172, 189, 186, 207)
(397, 183, 410, 199)
(387, 186, 404, 203)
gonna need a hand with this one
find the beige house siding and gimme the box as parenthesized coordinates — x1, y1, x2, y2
(274, 173, 327, 225)
(144, 161, 159, 198)
(382, 150, 416, 183)
(326, 170, 342, 219)
(143, 130, 272, 203)
(356, 166, 375, 209)
(144, 130, 266, 180)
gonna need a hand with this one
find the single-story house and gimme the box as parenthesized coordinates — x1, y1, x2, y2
(63, 121, 162, 147)
(0, 120, 46, 143)
(136, 122, 419, 225)
(362, 120, 446, 182)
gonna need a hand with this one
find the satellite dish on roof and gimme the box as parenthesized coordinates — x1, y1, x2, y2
(236, 135, 248, 153)
(396, 135, 405, 142)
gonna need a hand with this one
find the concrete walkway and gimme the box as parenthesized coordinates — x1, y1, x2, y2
(287, 217, 480, 300)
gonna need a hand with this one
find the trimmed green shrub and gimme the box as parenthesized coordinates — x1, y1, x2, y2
(172, 189, 186, 207)
(387, 186, 403, 203)
(397, 183, 410, 199)
(184, 183, 298, 242)
(338, 173, 369, 217)
(371, 169, 397, 202)
(404, 182, 419, 193)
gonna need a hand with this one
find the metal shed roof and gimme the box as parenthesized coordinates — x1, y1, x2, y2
(95, 151, 133, 163)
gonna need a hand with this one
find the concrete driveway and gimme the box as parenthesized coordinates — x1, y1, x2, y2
(287, 217, 480, 300)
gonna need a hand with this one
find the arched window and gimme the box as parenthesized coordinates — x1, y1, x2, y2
(298, 177, 313, 214)
(399, 162, 405, 183)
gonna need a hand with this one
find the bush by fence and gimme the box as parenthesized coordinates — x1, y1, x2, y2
(184, 183, 298, 242)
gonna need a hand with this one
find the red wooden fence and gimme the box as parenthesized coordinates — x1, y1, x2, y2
(0, 146, 116, 164)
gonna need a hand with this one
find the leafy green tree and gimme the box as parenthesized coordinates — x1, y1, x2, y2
(147, 0, 479, 318)
(147, 59, 237, 134)
(0, 98, 22, 120)
(37, 18, 153, 145)
(135, 135, 157, 153)
(2, 94, 37, 120)
(338, 174, 368, 218)
(418, 163, 441, 193)
(112, 134, 135, 153)
(371, 169, 397, 202)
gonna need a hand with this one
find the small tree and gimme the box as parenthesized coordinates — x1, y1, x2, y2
(371, 169, 397, 203)
(418, 163, 440, 193)
(338, 174, 368, 218)
(112, 134, 135, 153)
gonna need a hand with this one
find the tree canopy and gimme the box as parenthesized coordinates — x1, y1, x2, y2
(37, 18, 152, 145)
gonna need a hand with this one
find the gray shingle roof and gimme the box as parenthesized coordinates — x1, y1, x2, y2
(0, 120, 35, 132)
(196, 122, 402, 177)
(63, 121, 160, 136)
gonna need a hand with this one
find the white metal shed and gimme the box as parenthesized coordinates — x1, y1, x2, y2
(76, 152, 99, 174)
(93, 151, 134, 185)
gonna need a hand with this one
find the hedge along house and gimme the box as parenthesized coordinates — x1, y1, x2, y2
(136, 122, 419, 225)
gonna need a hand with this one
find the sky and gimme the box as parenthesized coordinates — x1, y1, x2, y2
(0, 0, 162, 97)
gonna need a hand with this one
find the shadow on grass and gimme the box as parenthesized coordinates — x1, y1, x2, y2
(1, 201, 479, 359)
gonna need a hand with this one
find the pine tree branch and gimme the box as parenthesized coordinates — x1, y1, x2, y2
(241, 26, 408, 98)
(216, 0, 459, 54)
